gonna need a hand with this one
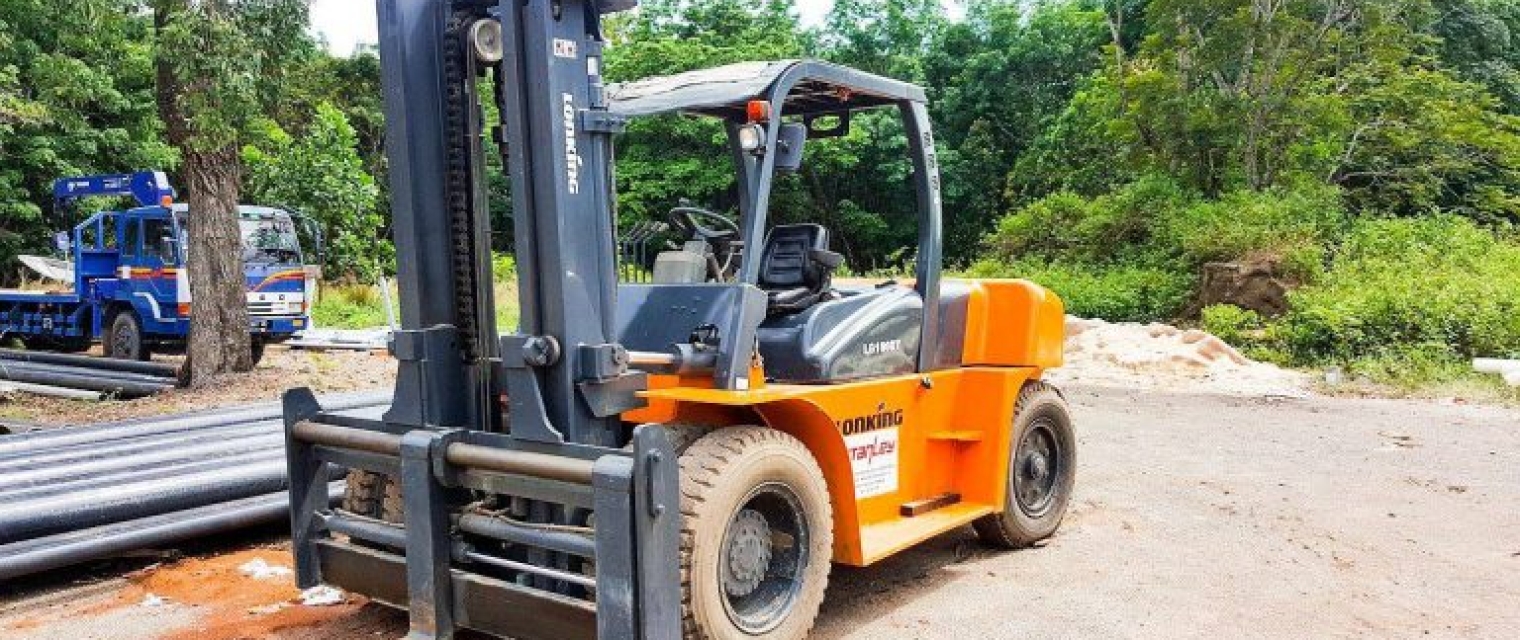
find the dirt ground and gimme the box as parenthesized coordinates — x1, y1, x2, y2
(3, 384, 1516, 639)
(0, 347, 395, 427)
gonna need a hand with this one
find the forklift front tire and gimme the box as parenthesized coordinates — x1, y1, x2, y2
(974, 381, 1076, 549)
(678, 426, 833, 639)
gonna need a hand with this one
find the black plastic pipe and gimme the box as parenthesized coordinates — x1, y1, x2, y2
(0, 483, 344, 580)
(0, 431, 283, 488)
(0, 448, 284, 503)
(0, 389, 386, 459)
(0, 421, 275, 469)
(0, 363, 169, 398)
(0, 390, 391, 457)
(0, 459, 296, 543)
(0, 348, 182, 379)
(0, 360, 180, 386)
(0, 412, 272, 459)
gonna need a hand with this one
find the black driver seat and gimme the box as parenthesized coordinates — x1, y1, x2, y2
(758, 224, 843, 315)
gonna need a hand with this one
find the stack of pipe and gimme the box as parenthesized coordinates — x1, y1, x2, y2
(0, 349, 185, 399)
(0, 390, 390, 580)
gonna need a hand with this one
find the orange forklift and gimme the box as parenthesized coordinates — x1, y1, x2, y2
(282, 1, 1074, 638)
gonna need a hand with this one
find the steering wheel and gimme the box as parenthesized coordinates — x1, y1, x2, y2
(667, 206, 740, 242)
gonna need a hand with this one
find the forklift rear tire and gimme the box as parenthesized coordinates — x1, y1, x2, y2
(678, 426, 832, 640)
(342, 469, 405, 524)
(106, 312, 150, 361)
(973, 381, 1075, 549)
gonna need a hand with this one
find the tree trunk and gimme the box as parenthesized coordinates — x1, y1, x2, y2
(155, 0, 254, 385)
(184, 146, 253, 382)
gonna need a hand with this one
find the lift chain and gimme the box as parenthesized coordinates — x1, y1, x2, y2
(441, 8, 488, 361)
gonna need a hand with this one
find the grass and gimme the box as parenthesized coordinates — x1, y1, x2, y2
(312, 277, 520, 331)
(311, 282, 397, 330)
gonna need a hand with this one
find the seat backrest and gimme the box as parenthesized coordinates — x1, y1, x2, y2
(759, 224, 828, 289)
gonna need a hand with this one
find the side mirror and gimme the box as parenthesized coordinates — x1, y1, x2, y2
(774, 123, 808, 173)
(161, 237, 179, 261)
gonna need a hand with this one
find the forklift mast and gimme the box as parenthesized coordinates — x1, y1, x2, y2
(380, 0, 638, 447)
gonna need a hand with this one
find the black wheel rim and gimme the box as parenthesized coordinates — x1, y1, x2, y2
(1014, 417, 1062, 518)
(718, 482, 810, 634)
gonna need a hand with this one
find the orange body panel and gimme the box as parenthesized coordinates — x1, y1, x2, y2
(958, 279, 1065, 368)
(623, 279, 1065, 567)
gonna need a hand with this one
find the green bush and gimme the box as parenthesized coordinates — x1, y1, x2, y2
(1277, 216, 1520, 363)
(1339, 342, 1485, 390)
(984, 181, 1520, 394)
(966, 258, 1194, 322)
(1163, 184, 1347, 283)
(990, 175, 1188, 264)
(1200, 304, 1264, 345)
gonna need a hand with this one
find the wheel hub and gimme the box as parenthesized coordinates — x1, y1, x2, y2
(722, 509, 773, 598)
(1026, 452, 1049, 482)
(1014, 422, 1060, 516)
(717, 482, 811, 635)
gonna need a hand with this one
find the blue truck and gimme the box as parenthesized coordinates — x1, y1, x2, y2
(0, 172, 316, 362)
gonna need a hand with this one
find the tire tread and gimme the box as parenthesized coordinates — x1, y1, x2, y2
(973, 380, 1075, 549)
(677, 426, 832, 640)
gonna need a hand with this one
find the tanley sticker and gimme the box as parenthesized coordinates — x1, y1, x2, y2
(839, 405, 902, 499)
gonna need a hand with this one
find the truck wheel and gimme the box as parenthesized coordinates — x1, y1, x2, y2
(973, 381, 1076, 548)
(106, 312, 150, 361)
(250, 340, 266, 366)
(678, 427, 832, 640)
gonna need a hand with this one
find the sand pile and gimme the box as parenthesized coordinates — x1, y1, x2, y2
(1046, 316, 1310, 397)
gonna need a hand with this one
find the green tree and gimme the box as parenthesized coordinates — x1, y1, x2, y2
(1329, 59, 1520, 222)
(154, 0, 308, 382)
(821, 0, 947, 81)
(923, 1, 1111, 259)
(0, 1, 172, 283)
(243, 103, 388, 281)
(1432, 0, 1520, 114)
(603, 0, 804, 229)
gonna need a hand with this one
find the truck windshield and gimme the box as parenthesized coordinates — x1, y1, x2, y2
(240, 216, 302, 264)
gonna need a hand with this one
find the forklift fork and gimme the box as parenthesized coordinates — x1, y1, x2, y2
(283, 388, 681, 640)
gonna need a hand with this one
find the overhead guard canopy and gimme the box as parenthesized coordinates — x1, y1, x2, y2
(605, 59, 929, 119)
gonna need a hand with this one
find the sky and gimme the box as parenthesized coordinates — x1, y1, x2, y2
(309, 1, 857, 56)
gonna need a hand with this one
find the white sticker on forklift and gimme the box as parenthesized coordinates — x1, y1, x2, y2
(553, 38, 577, 59)
(845, 428, 899, 499)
